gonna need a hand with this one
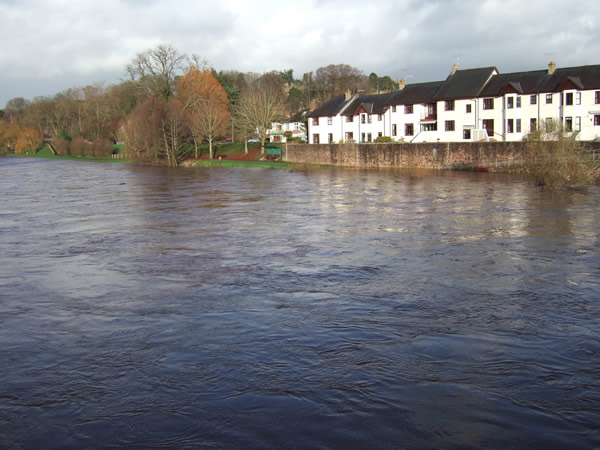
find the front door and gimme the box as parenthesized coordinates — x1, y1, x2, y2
(482, 119, 494, 138)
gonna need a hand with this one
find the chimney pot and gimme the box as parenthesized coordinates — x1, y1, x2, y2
(548, 61, 556, 74)
(398, 79, 406, 90)
(451, 63, 459, 74)
(345, 88, 352, 101)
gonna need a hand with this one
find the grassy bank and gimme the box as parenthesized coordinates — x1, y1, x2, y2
(7, 147, 126, 163)
(192, 159, 296, 169)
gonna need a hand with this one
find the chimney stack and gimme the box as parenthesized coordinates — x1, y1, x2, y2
(345, 88, 352, 101)
(398, 79, 406, 90)
(451, 63, 459, 74)
(548, 61, 556, 74)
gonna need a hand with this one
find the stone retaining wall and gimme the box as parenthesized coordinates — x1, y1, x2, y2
(282, 141, 600, 169)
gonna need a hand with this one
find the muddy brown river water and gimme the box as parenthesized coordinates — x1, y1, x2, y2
(1, 157, 599, 448)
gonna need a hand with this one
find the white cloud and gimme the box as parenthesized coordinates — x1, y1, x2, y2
(1, 0, 600, 107)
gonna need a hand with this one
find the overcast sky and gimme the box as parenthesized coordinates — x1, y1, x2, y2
(1, 0, 599, 108)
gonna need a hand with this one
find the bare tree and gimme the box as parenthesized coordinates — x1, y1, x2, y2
(313, 64, 368, 103)
(232, 103, 256, 154)
(237, 85, 285, 154)
(126, 44, 188, 100)
(4, 97, 30, 124)
(161, 98, 190, 166)
(82, 83, 114, 140)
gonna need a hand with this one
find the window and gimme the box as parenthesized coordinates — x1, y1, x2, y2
(516, 119, 521, 133)
(507, 119, 514, 133)
(346, 116, 353, 122)
(368, 114, 372, 124)
(392, 105, 397, 112)
(507, 97, 514, 109)
(378, 114, 382, 121)
(328, 133, 333, 143)
(361, 115, 366, 124)
(596, 92, 600, 104)
(565, 117, 573, 132)
(312, 117, 319, 126)
(546, 94, 553, 104)
(405, 123, 414, 136)
(445, 120, 455, 131)
(466, 104, 472, 113)
(483, 98, 494, 110)
(545, 118, 553, 130)
(426, 103, 436, 117)
(594, 115, 600, 126)
(421, 123, 437, 132)
(367, 133, 372, 142)
(313, 134, 319, 144)
(530, 118, 537, 131)
(378, 132, 382, 137)
(483, 119, 494, 136)
(575, 116, 581, 131)
(361, 133, 366, 142)
(327, 117, 333, 125)
(517, 97, 521, 108)
(445, 100, 455, 111)
(565, 92, 573, 105)
(463, 129, 471, 140)
(345, 131, 354, 141)
(404, 104, 413, 114)
(392, 124, 397, 136)
(576, 92, 581, 105)
(530, 95, 537, 105)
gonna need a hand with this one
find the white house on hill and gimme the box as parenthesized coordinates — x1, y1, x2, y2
(268, 112, 307, 143)
(307, 62, 600, 143)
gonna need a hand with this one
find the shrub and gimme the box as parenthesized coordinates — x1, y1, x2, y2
(92, 139, 113, 158)
(53, 138, 69, 155)
(375, 136, 393, 143)
(56, 129, 71, 141)
(71, 137, 86, 157)
(526, 133, 600, 187)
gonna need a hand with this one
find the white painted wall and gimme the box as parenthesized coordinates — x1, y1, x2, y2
(307, 88, 600, 143)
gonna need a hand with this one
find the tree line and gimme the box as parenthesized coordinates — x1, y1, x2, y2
(0, 44, 399, 166)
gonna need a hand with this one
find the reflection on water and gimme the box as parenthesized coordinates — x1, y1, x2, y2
(1, 158, 599, 448)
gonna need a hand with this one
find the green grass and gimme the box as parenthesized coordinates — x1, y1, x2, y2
(188, 142, 263, 159)
(36, 145, 56, 157)
(7, 146, 127, 163)
(193, 159, 296, 169)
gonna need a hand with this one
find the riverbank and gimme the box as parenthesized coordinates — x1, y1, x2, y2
(4, 152, 128, 163)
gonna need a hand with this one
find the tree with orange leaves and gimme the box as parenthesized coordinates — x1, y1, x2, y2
(177, 68, 230, 159)
(15, 127, 42, 154)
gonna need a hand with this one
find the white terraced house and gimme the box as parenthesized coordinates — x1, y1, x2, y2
(268, 112, 308, 143)
(307, 62, 600, 144)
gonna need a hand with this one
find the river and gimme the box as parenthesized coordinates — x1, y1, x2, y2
(1, 157, 599, 448)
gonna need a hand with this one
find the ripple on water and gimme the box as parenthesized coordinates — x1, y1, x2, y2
(0, 160, 599, 448)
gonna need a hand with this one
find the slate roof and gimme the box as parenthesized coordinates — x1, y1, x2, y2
(387, 81, 444, 105)
(307, 95, 350, 118)
(479, 70, 547, 97)
(434, 67, 498, 100)
(341, 93, 396, 116)
(307, 64, 600, 116)
(538, 65, 600, 92)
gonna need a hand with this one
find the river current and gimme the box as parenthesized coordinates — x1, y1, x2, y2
(1, 158, 599, 448)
